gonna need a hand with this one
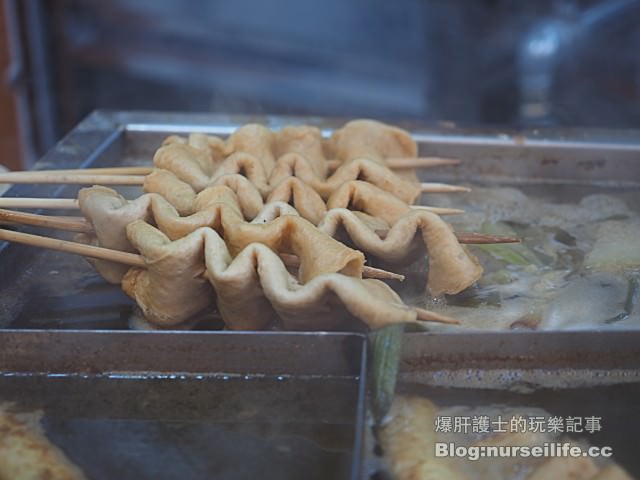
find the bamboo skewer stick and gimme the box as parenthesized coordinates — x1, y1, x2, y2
(0, 198, 79, 209)
(0, 218, 404, 281)
(0, 197, 463, 216)
(372, 227, 520, 244)
(0, 209, 92, 233)
(454, 232, 520, 244)
(4, 157, 459, 178)
(420, 182, 470, 193)
(326, 157, 459, 171)
(278, 253, 404, 281)
(414, 307, 460, 325)
(0, 209, 519, 245)
(0, 228, 146, 267)
(0, 166, 154, 175)
(387, 157, 460, 168)
(1, 172, 470, 195)
(412, 205, 464, 215)
(0, 228, 457, 325)
(0, 172, 146, 185)
(1, 155, 466, 194)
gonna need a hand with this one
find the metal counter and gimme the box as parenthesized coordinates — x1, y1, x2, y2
(1, 111, 639, 478)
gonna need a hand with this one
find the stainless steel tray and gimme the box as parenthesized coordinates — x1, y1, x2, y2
(0, 331, 367, 480)
(2, 110, 639, 331)
(362, 331, 640, 479)
(1, 111, 639, 478)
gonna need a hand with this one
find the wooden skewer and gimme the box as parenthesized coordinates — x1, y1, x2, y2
(0, 198, 79, 209)
(373, 227, 520, 245)
(0, 228, 460, 328)
(326, 157, 459, 171)
(273, 253, 405, 281)
(411, 205, 464, 215)
(387, 157, 460, 168)
(0, 228, 462, 327)
(0, 197, 463, 216)
(7, 157, 459, 178)
(0, 209, 92, 233)
(0, 166, 154, 176)
(420, 182, 470, 193)
(0, 221, 405, 281)
(0, 209, 517, 246)
(1, 172, 470, 195)
(0, 228, 146, 267)
(0, 172, 146, 185)
(360, 265, 404, 281)
(454, 232, 520, 244)
(414, 307, 460, 325)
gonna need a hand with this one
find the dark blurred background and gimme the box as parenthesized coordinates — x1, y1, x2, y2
(2, 0, 640, 169)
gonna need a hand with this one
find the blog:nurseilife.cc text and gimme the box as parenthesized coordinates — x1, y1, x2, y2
(434, 442, 612, 461)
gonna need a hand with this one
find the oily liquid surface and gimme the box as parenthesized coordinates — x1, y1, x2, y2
(0, 373, 357, 480)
